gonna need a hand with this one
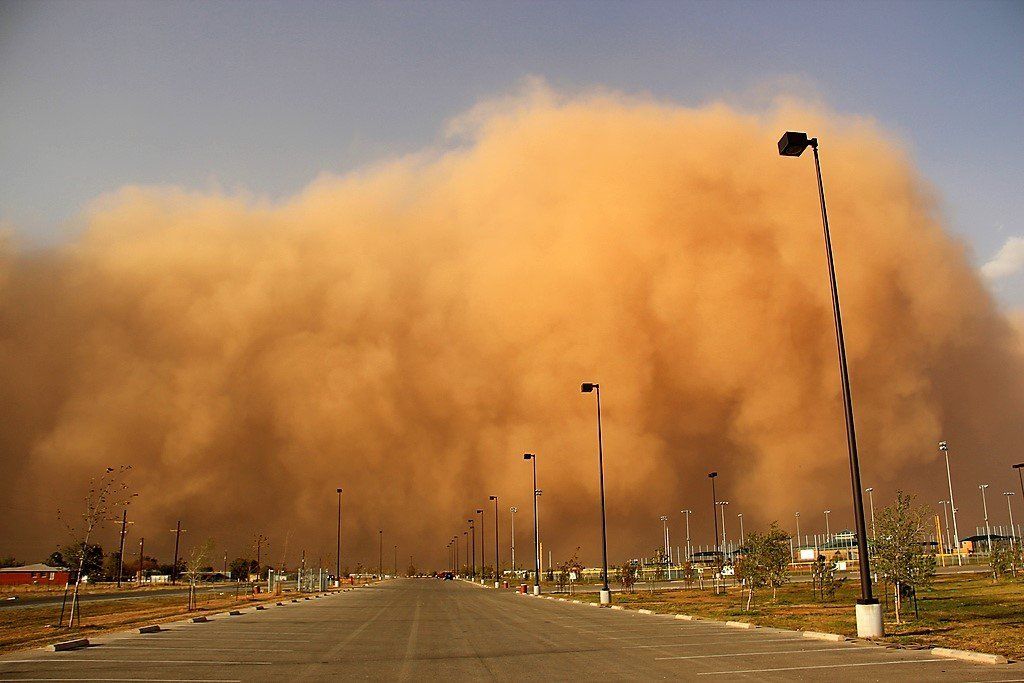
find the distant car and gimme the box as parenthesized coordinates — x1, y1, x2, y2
(442, 572, 454, 580)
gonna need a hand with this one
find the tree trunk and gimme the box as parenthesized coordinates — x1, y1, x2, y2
(893, 582, 901, 625)
(746, 586, 753, 611)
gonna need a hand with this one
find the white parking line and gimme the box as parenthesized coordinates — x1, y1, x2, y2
(696, 659, 948, 674)
(655, 646, 854, 660)
(629, 637, 808, 649)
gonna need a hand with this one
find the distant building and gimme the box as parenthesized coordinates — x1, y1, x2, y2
(0, 563, 70, 586)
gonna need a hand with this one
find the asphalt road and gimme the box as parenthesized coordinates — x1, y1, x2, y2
(1, 579, 1018, 681)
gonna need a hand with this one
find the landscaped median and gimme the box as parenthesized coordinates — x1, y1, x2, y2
(0, 584, 367, 654)
(555, 573, 1023, 662)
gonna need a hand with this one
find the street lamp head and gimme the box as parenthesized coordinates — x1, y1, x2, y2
(979, 484, 989, 490)
(581, 382, 597, 393)
(489, 495, 497, 501)
(708, 471, 718, 479)
(795, 511, 800, 517)
(535, 489, 543, 496)
(510, 506, 517, 513)
(1005, 492, 1015, 497)
(865, 487, 873, 493)
(660, 515, 668, 521)
(336, 488, 342, 493)
(476, 509, 483, 514)
(777, 131, 813, 157)
(1014, 463, 1024, 469)
(939, 441, 948, 451)
(524, 453, 534, 460)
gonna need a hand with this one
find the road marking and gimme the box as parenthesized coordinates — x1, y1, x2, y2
(655, 646, 855, 660)
(629, 637, 808, 648)
(696, 659, 948, 674)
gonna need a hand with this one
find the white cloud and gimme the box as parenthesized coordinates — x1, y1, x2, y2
(981, 236, 1024, 280)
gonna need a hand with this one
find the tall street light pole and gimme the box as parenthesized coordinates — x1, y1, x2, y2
(738, 513, 745, 546)
(476, 509, 485, 584)
(509, 507, 517, 573)
(940, 441, 962, 565)
(794, 512, 802, 560)
(378, 529, 383, 579)
(1014, 464, 1024, 506)
(1003, 492, 1016, 547)
(979, 485, 992, 554)
(681, 510, 692, 561)
(824, 509, 832, 540)
(489, 496, 500, 587)
(865, 488, 876, 540)
(708, 473, 720, 563)
(524, 453, 541, 595)
(718, 501, 730, 550)
(778, 131, 880, 638)
(464, 531, 468, 574)
(336, 488, 343, 584)
(581, 382, 612, 605)
(660, 515, 669, 558)
(468, 520, 476, 579)
(939, 500, 952, 554)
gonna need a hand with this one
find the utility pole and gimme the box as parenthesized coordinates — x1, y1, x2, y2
(116, 509, 128, 588)
(171, 521, 185, 585)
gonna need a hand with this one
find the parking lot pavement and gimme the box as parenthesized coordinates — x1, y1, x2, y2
(1, 579, 1019, 681)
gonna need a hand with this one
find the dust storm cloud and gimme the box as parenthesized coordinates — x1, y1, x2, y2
(2, 89, 1022, 569)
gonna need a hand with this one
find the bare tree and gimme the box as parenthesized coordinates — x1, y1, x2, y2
(185, 538, 215, 610)
(57, 465, 134, 628)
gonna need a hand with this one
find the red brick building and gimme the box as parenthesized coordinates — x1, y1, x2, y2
(0, 563, 70, 586)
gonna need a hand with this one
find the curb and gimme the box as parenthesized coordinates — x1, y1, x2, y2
(725, 621, 755, 629)
(637, 609, 654, 615)
(229, 610, 243, 615)
(804, 631, 845, 642)
(190, 616, 209, 623)
(50, 639, 89, 652)
(674, 614, 697, 621)
(610, 605, 625, 610)
(931, 647, 1007, 665)
(138, 625, 161, 634)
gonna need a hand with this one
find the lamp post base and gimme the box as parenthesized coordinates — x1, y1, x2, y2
(533, 584, 541, 595)
(856, 601, 883, 638)
(599, 589, 611, 605)
(494, 581, 500, 588)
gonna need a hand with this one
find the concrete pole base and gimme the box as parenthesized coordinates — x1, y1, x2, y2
(533, 585, 541, 595)
(599, 589, 611, 605)
(494, 581, 500, 588)
(856, 601, 884, 638)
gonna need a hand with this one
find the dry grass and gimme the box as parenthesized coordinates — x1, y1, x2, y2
(0, 586, 304, 653)
(573, 574, 1024, 660)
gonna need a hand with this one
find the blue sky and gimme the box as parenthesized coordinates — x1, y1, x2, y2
(1, 0, 1021, 304)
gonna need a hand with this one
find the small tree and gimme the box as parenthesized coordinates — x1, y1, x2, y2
(619, 562, 638, 593)
(681, 561, 695, 588)
(185, 539, 215, 610)
(990, 541, 1021, 580)
(57, 465, 134, 627)
(812, 555, 844, 601)
(871, 491, 936, 624)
